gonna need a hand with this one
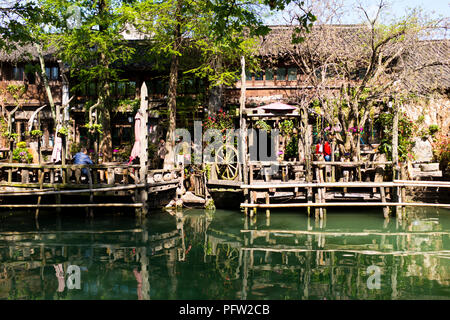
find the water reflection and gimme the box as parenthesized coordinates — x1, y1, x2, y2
(0, 207, 449, 300)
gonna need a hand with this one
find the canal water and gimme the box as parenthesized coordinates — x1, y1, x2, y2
(0, 207, 449, 300)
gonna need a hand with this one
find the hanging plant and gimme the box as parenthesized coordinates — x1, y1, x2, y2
(31, 129, 43, 137)
(2, 131, 19, 141)
(57, 126, 69, 136)
(279, 120, 294, 136)
(84, 123, 103, 135)
(255, 120, 271, 132)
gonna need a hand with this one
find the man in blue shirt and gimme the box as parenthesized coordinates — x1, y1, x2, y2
(73, 147, 93, 177)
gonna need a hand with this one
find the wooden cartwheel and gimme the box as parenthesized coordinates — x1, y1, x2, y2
(214, 144, 239, 180)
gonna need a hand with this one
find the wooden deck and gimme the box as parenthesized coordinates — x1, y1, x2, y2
(0, 163, 182, 215)
(240, 160, 450, 219)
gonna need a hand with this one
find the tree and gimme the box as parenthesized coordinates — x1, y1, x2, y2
(51, 0, 136, 161)
(0, 0, 60, 123)
(281, 0, 447, 160)
(128, 0, 313, 168)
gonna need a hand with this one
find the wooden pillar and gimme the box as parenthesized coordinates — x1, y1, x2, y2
(35, 170, 44, 221)
(265, 192, 270, 218)
(239, 55, 249, 212)
(43, 122, 49, 149)
(391, 102, 401, 218)
(380, 186, 389, 219)
(138, 82, 149, 217)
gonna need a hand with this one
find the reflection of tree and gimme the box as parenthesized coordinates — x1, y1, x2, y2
(215, 244, 240, 281)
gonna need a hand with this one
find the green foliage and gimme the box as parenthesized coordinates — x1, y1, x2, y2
(205, 198, 216, 211)
(428, 124, 439, 136)
(432, 133, 450, 164)
(84, 123, 103, 134)
(255, 120, 271, 132)
(70, 142, 82, 154)
(285, 135, 299, 159)
(203, 110, 234, 132)
(3, 131, 19, 141)
(57, 126, 69, 136)
(30, 129, 43, 137)
(377, 112, 415, 162)
(279, 119, 294, 136)
(12, 142, 33, 163)
(116, 142, 132, 162)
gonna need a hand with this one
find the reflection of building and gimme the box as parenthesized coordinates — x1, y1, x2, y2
(0, 210, 449, 300)
(0, 214, 185, 300)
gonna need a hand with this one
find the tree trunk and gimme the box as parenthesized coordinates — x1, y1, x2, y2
(98, 0, 113, 162)
(163, 1, 182, 169)
(101, 107, 112, 162)
(35, 43, 56, 121)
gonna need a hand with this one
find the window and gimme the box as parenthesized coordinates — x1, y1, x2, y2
(265, 69, 274, 81)
(245, 70, 252, 81)
(287, 68, 297, 81)
(127, 81, 136, 96)
(276, 68, 286, 81)
(13, 66, 24, 81)
(45, 66, 59, 80)
(254, 71, 264, 81)
(117, 82, 126, 96)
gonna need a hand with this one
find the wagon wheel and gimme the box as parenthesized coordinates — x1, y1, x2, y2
(214, 145, 239, 180)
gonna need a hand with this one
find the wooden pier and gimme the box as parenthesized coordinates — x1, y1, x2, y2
(239, 161, 450, 219)
(0, 162, 182, 217)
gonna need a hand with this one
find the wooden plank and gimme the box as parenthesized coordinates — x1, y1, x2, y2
(240, 202, 450, 208)
(241, 181, 450, 189)
(0, 203, 144, 208)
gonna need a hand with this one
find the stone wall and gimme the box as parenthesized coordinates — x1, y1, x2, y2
(401, 96, 450, 136)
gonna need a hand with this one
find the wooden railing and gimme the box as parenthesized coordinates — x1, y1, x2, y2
(0, 163, 182, 188)
(246, 160, 394, 184)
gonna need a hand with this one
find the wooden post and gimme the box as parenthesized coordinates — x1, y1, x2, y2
(392, 102, 400, 218)
(35, 170, 44, 221)
(8, 138, 13, 182)
(139, 82, 149, 217)
(380, 186, 389, 219)
(61, 135, 66, 184)
(87, 169, 93, 218)
(302, 106, 313, 215)
(401, 164, 407, 218)
(239, 55, 249, 211)
(265, 192, 270, 218)
(331, 138, 336, 182)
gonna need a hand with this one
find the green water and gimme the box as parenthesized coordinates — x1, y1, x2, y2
(0, 207, 449, 300)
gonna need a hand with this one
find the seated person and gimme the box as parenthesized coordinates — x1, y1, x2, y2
(73, 147, 93, 179)
(324, 140, 332, 161)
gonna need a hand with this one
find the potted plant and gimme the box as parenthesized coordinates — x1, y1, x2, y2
(12, 141, 33, 163)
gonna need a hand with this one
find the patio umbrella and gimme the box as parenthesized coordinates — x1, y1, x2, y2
(258, 102, 297, 112)
(128, 111, 143, 164)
